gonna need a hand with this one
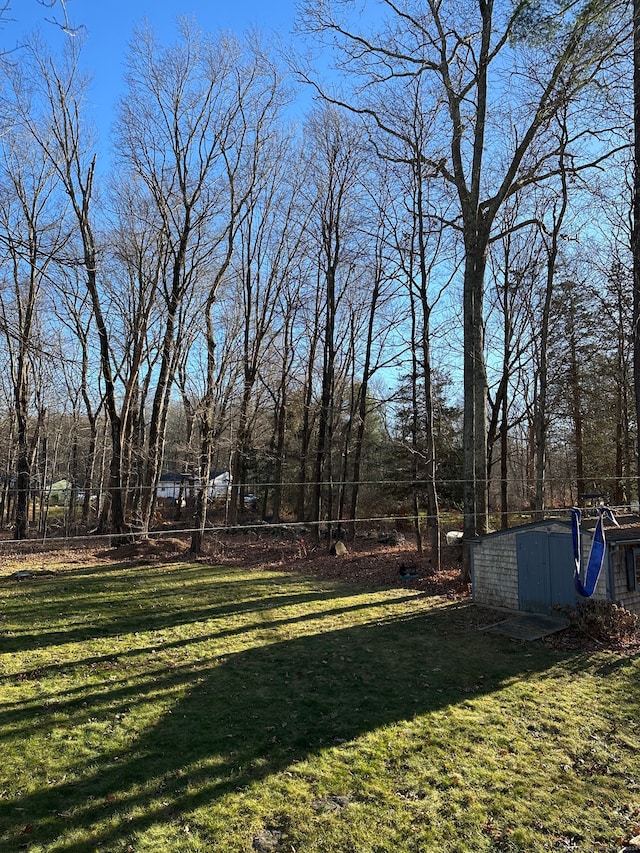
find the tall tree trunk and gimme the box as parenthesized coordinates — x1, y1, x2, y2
(536, 122, 569, 518)
(296, 346, 316, 523)
(141, 243, 186, 535)
(348, 272, 381, 542)
(0, 417, 14, 528)
(534, 252, 555, 520)
(271, 316, 293, 524)
(500, 391, 509, 529)
(191, 305, 216, 556)
(14, 403, 29, 541)
(462, 240, 489, 582)
(296, 294, 321, 523)
(415, 168, 440, 567)
(410, 299, 424, 556)
(421, 325, 440, 566)
(228, 379, 254, 527)
(634, 0, 640, 506)
(312, 264, 337, 542)
(567, 304, 586, 502)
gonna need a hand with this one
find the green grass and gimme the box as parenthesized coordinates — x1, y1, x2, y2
(0, 556, 639, 852)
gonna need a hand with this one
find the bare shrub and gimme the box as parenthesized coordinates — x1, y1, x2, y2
(566, 600, 639, 645)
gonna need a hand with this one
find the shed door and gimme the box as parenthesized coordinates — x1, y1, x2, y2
(517, 531, 575, 615)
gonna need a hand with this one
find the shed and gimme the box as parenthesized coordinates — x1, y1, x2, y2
(470, 514, 640, 617)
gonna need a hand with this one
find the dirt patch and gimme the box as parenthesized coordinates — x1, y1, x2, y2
(196, 529, 469, 598)
(0, 545, 104, 578)
(102, 536, 189, 562)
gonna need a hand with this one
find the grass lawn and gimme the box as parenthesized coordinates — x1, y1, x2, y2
(0, 553, 639, 852)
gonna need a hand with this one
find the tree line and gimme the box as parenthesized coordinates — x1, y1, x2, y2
(0, 0, 636, 574)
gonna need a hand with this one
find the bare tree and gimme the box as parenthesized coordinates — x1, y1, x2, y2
(264, 273, 302, 522)
(634, 0, 640, 504)
(376, 79, 455, 563)
(340, 192, 403, 543)
(116, 23, 273, 538)
(302, 106, 365, 541)
(220, 86, 296, 528)
(532, 133, 571, 518)
(51, 275, 104, 524)
(188, 39, 291, 550)
(485, 218, 538, 527)
(11, 36, 132, 532)
(299, 0, 630, 576)
(0, 123, 68, 538)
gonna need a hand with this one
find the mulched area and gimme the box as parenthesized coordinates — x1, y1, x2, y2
(195, 530, 470, 599)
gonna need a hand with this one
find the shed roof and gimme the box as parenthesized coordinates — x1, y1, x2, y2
(159, 472, 187, 482)
(473, 511, 640, 544)
(596, 514, 640, 543)
(159, 469, 229, 482)
(472, 517, 572, 543)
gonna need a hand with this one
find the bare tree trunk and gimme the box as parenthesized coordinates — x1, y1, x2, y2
(566, 294, 587, 502)
(634, 0, 640, 506)
(0, 416, 14, 528)
(612, 270, 632, 504)
(142, 248, 186, 534)
(312, 261, 336, 542)
(462, 242, 489, 582)
(297, 292, 321, 523)
(26, 49, 127, 533)
(271, 313, 294, 523)
(15, 405, 30, 540)
(535, 120, 569, 519)
(500, 391, 509, 529)
(409, 299, 424, 556)
(348, 274, 381, 541)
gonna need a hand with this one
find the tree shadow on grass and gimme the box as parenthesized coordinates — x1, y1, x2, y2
(1, 562, 405, 654)
(0, 590, 422, 740)
(0, 595, 571, 852)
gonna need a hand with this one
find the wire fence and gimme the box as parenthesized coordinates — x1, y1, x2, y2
(0, 498, 633, 554)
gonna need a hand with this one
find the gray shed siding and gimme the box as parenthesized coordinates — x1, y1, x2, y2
(471, 526, 523, 610)
(471, 520, 606, 613)
(609, 545, 640, 613)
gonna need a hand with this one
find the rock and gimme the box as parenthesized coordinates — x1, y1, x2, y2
(252, 828, 282, 852)
(620, 837, 640, 852)
(377, 530, 405, 545)
(311, 795, 351, 812)
(9, 569, 56, 580)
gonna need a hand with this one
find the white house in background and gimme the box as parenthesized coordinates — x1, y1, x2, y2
(209, 470, 232, 500)
(157, 472, 190, 502)
(156, 470, 232, 503)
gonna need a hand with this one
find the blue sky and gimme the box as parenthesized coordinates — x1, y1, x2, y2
(2, 0, 303, 146)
